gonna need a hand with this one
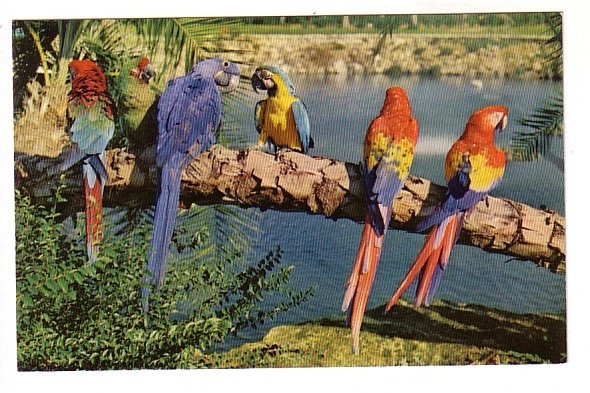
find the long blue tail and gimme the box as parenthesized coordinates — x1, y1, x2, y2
(142, 160, 183, 312)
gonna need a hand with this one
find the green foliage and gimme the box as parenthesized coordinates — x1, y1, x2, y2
(16, 188, 313, 370)
(510, 93, 563, 161)
(12, 20, 59, 113)
(511, 13, 563, 162)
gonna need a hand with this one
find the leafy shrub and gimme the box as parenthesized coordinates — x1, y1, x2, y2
(16, 186, 313, 370)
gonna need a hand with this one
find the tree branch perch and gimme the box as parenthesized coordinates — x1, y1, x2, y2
(14, 144, 565, 273)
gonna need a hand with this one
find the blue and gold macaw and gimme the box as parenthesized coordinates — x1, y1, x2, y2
(142, 58, 240, 312)
(251, 66, 313, 154)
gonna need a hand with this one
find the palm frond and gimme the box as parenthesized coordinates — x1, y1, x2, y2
(543, 13, 562, 78)
(130, 17, 241, 83)
(510, 12, 563, 163)
(510, 93, 563, 161)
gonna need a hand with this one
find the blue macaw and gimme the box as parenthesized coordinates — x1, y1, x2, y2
(251, 65, 313, 154)
(142, 58, 240, 312)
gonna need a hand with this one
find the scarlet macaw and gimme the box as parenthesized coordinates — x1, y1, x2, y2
(117, 57, 157, 149)
(384, 105, 508, 312)
(61, 59, 116, 264)
(251, 65, 313, 154)
(341, 87, 419, 355)
(142, 58, 240, 312)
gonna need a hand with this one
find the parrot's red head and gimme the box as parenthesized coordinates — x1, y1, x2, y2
(380, 86, 412, 118)
(131, 57, 156, 84)
(68, 59, 108, 95)
(462, 105, 508, 143)
(67, 59, 116, 117)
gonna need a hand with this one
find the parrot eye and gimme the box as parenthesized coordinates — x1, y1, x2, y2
(223, 61, 230, 67)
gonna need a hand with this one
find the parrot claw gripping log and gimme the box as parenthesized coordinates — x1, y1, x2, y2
(341, 87, 419, 355)
(252, 65, 314, 154)
(384, 105, 508, 314)
(63, 59, 116, 264)
(141, 58, 240, 313)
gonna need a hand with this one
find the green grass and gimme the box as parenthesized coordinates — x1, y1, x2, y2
(192, 300, 566, 368)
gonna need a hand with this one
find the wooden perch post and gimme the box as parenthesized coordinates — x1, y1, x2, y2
(14, 144, 566, 273)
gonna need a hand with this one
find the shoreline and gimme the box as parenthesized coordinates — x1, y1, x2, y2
(207, 33, 560, 80)
(193, 300, 566, 367)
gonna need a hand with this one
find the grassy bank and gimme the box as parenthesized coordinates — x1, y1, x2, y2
(192, 300, 566, 368)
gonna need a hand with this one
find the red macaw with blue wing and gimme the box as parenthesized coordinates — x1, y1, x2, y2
(342, 87, 419, 355)
(385, 106, 508, 312)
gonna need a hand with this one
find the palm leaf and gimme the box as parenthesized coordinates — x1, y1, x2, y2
(130, 18, 242, 83)
(510, 93, 563, 161)
(510, 13, 563, 163)
(545, 12, 562, 75)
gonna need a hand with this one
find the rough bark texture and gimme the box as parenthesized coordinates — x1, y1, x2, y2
(14, 144, 566, 273)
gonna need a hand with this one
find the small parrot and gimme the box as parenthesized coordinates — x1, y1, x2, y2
(384, 105, 508, 313)
(142, 58, 240, 312)
(60, 59, 116, 264)
(341, 87, 419, 355)
(251, 65, 313, 154)
(117, 57, 157, 149)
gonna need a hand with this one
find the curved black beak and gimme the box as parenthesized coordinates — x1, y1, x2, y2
(251, 68, 275, 94)
(140, 64, 156, 84)
(495, 114, 508, 133)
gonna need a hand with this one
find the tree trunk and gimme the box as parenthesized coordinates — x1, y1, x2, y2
(14, 145, 566, 274)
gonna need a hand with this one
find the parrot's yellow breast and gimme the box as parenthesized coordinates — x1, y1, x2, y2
(259, 94, 301, 150)
(445, 148, 505, 192)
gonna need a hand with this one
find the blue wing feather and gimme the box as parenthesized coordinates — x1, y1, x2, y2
(361, 158, 404, 236)
(156, 72, 221, 167)
(416, 166, 489, 232)
(291, 100, 311, 153)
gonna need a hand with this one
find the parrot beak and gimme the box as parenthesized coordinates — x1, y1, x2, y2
(214, 70, 240, 93)
(495, 114, 508, 133)
(140, 64, 156, 84)
(251, 68, 275, 94)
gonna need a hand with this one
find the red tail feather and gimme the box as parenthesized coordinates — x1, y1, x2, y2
(440, 215, 459, 268)
(384, 227, 436, 313)
(385, 214, 462, 312)
(342, 215, 385, 355)
(84, 177, 104, 262)
(414, 243, 443, 306)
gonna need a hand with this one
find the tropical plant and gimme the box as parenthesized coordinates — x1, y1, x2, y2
(510, 13, 563, 164)
(15, 184, 313, 370)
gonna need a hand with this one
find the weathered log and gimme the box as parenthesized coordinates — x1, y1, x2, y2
(14, 144, 565, 273)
